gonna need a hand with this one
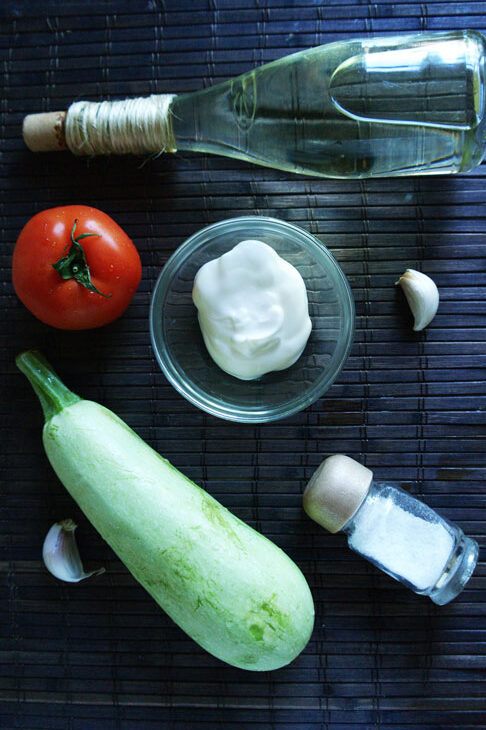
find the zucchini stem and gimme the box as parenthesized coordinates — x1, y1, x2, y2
(16, 350, 81, 421)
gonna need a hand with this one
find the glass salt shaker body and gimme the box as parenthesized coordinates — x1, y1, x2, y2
(304, 455, 479, 605)
(343, 481, 478, 605)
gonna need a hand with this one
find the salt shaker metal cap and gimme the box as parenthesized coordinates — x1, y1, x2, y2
(303, 454, 373, 533)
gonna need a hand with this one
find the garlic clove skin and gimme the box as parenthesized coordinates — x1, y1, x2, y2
(42, 519, 105, 583)
(395, 268, 439, 332)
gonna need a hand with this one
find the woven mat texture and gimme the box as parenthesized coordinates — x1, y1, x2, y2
(1, 1, 485, 728)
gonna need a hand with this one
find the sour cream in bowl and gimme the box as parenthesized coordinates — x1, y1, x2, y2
(150, 217, 355, 423)
(192, 239, 312, 380)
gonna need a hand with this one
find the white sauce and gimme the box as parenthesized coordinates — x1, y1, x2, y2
(192, 239, 312, 380)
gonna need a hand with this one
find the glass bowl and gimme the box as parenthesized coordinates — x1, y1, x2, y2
(150, 217, 354, 423)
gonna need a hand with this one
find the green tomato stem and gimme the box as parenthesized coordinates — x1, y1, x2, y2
(52, 219, 111, 298)
(16, 350, 81, 422)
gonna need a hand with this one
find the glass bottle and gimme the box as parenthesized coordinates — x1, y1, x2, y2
(172, 30, 486, 178)
(24, 30, 486, 179)
(303, 455, 479, 605)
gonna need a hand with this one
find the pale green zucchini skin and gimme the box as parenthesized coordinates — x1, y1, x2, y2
(18, 351, 314, 671)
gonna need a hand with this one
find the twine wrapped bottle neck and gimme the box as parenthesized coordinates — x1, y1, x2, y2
(64, 94, 177, 156)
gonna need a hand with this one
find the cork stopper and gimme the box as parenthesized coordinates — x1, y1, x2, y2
(22, 111, 67, 152)
(303, 454, 373, 533)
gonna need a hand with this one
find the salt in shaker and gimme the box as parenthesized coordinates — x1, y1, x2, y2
(303, 455, 479, 605)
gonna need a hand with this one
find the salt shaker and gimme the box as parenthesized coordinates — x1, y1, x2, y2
(303, 455, 479, 605)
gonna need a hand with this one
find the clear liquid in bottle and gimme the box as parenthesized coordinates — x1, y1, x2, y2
(172, 31, 486, 178)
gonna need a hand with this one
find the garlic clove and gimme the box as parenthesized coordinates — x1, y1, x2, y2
(395, 268, 439, 331)
(42, 519, 105, 583)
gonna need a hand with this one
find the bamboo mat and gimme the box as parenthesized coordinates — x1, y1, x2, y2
(1, 1, 485, 728)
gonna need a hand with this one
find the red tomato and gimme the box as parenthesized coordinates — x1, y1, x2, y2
(12, 205, 142, 330)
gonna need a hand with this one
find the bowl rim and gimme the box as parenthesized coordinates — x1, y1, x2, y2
(150, 216, 355, 423)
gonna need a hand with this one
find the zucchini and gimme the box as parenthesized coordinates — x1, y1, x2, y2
(17, 350, 314, 671)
